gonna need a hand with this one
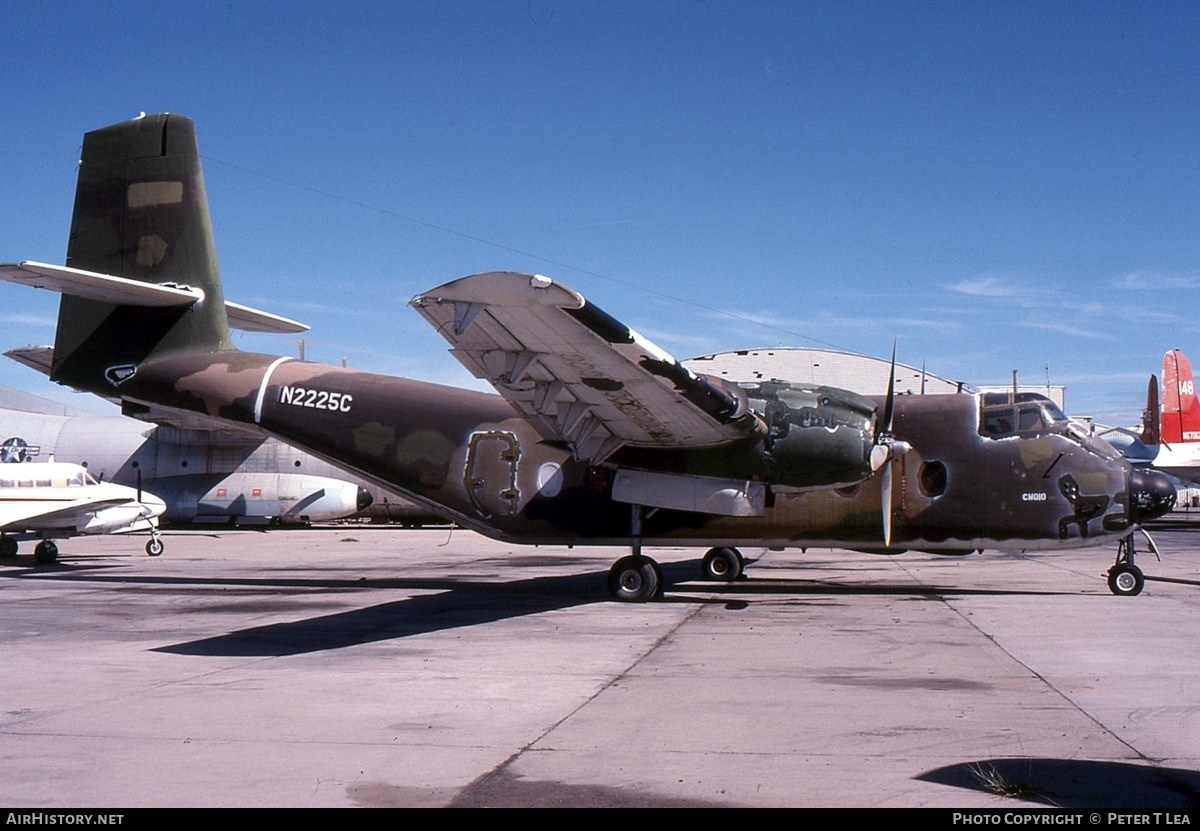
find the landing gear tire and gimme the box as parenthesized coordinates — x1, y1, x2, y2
(608, 555, 662, 602)
(1108, 564, 1144, 596)
(0, 536, 16, 557)
(702, 547, 743, 582)
(34, 541, 58, 564)
(146, 538, 164, 557)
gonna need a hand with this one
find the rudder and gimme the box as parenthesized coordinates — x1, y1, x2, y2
(1161, 348, 1200, 444)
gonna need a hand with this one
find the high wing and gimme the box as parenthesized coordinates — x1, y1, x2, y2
(411, 272, 763, 462)
(0, 261, 309, 333)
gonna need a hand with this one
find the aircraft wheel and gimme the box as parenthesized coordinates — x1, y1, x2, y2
(146, 539, 164, 557)
(608, 555, 661, 602)
(34, 541, 58, 564)
(702, 547, 743, 582)
(1107, 564, 1144, 596)
(0, 536, 17, 557)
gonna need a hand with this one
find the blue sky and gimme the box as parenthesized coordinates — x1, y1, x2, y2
(3, 0, 1198, 423)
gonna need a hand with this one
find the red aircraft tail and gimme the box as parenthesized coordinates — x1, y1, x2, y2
(1161, 349, 1200, 444)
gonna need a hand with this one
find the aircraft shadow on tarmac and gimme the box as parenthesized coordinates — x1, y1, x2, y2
(0, 555, 1075, 657)
(917, 757, 1200, 809)
(113, 561, 1080, 656)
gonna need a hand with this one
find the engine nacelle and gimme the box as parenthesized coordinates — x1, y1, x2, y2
(748, 381, 877, 490)
(76, 504, 161, 535)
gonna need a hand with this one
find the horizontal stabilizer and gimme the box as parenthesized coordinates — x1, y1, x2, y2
(0, 262, 308, 333)
(0, 261, 201, 307)
(224, 300, 309, 334)
(4, 345, 54, 377)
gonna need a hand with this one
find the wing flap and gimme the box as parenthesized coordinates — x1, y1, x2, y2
(412, 272, 759, 461)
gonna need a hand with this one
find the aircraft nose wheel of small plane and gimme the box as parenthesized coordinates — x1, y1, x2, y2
(701, 547, 744, 582)
(145, 538, 164, 557)
(608, 555, 663, 602)
(1107, 564, 1145, 596)
(33, 541, 58, 564)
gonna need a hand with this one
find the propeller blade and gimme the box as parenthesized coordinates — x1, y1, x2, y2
(872, 342, 899, 472)
(881, 340, 897, 437)
(881, 462, 892, 547)
(875, 341, 907, 546)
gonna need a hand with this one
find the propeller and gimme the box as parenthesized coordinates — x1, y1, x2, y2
(871, 343, 911, 547)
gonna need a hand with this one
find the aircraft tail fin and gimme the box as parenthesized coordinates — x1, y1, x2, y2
(1140, 374, 1160, 446)
(1161, 349, 1200, 444)
(50, 113, 233, 392)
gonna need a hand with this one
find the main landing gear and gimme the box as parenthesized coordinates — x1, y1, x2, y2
(608, 555, 663, 602)
(606, 506, 749, 601)
(608, 505, 663, 602)
(0, 528, 164, 564)
(701, 546, 745, 582)
(34, 540, 59, 564)
(1107, 531, 1159, 596)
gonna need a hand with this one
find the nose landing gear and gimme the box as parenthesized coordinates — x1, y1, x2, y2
(1108, 530, 1159, 596)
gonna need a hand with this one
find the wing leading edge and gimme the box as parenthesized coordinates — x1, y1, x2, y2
(411, 272, 763, 462)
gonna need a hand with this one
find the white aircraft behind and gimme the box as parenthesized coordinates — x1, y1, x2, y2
(0, 461, 166, 562)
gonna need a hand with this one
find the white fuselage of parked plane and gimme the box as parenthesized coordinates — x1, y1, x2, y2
(0, 461, 165, 536)
(0, 392, 424, 524)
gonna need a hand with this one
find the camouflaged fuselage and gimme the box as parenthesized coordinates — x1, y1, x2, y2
(124, 350, 1134, 551)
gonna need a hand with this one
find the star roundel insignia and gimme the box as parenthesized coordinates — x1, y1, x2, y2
(0, 437, 31, 463)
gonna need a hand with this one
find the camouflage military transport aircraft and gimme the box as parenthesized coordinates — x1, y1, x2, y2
(0, 114, 1177, 599)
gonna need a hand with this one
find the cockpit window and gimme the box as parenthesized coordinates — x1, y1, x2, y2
(67, 471, 99, 486)
(979, 393, 1069, 439)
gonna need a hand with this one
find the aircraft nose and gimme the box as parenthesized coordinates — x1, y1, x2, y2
(356, 487, 374, 512)
(1128, 468, 1176, 523)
